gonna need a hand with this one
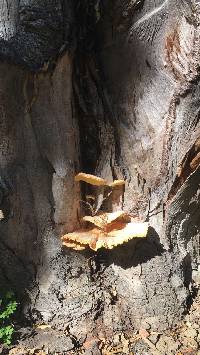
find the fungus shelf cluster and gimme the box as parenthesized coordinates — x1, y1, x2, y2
(61, 173, 148, 251)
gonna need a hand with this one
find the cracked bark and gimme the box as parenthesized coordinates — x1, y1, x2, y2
(0, 0, 200, 351)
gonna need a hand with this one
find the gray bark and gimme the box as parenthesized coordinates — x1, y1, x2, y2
(0, 0, 200, 351)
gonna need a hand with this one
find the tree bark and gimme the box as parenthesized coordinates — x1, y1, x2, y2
(0, 0, 200, 351)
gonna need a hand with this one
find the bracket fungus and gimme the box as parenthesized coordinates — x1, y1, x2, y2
(75, 172, 126, 215)
(62, 211, 148, 251)
(75, 173, 107, 186)
(61, 173, 148, 251)
(75, 172, 126, 188)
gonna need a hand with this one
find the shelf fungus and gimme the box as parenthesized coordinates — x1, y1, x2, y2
(75, 173, 107, 186)
(75, 172, 125, 187)
(62, 173, 148, 251)
(61, 211, 149, 251)
(75, 172, 126, 215)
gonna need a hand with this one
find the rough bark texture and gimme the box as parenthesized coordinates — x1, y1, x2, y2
(0, 0, 200, 351)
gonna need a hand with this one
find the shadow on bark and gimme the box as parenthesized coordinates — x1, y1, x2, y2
(97, 227, 165, 269)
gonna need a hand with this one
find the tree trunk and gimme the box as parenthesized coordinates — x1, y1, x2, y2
(0, 0, 200, 352)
